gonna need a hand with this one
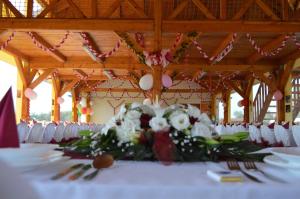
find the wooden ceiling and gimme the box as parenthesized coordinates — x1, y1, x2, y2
(0, 0, 300, 94)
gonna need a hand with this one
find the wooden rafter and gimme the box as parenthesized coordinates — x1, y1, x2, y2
(80, 32, 105, 62)
(73, 69, 88, 78)
(1, 18, 300, 32)
(36, 0, 62, 18)
(27, 32, 67, 62)
(84, 87, 206, 93)
(232, 0, 254, 20)
(27, 0, 33, 18)
(247, 34, 287, 64)
(59, 79, 80, 96)
(102, 0, 121, 18)
(14, 57, 28, 87)
(59, 75, 109, 81)
(280, 49, 300, 64)
(255, 0, 280, 20)
(28, 69, 38, 83)
(210, 33, 240, 64)
(91, 0, 97, 18)
(66, 0, 86, 18)
(244, 76, 255, 97)
(191, 0, 216, 19)
(126, 0, 147, 18)
(278, 60, 295, 90)
(1, 0, 25, 17)
(28, 69, 54, 89)
(220, 0, 227, 19)
(167, 0, 188, 19)
(3, 45, 30, 63)
(254, 71, 277, 90)
(225, 80, 245, 97)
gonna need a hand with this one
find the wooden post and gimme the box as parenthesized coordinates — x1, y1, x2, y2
(51, 76, 61, 122)
(152, 0, 162, 102)
(210, 94, 216, 121)
(243, 77, 254, 123)
(86, 92, 91, 123)
(71, 88, 79, 122)
(222, 90, 231, 123)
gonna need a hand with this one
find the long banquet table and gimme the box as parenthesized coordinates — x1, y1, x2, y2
(21, 159, 300, 199)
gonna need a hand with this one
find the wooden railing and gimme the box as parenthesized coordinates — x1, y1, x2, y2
(253, 82, 275, 123)
(292, 77, 300, 121)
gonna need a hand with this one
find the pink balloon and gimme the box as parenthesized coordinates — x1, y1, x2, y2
(57, 97, 65, 104)
(24, 88, 37, 100)
(273, 90, 283, 101)
(162, 74, 173, 88)
(237, 100, 243, 107)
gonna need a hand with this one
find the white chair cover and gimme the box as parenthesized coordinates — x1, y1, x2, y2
(292, 125, 300, 146)
(261, 125, 276, 145)
(274, 124, 295, 146)
(53, 123, 65, 142)
(42, 123, 56, 143)
(215, 125, 227, 135)
(27, 123, 45, 143)
(249, 125, 262, 143)
(17, 122, 30, 143)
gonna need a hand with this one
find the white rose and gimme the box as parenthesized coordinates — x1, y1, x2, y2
(170, 113, 190, 131)
(199, 113, 212, 125)
(116, 120, 137, 143)
(126, 110, 142, 120)
(101, 117, 117, 135)
(124, 118, 141, 130)
(191, 122, 212, 138)
(187, 104, 201, 119)
(149, 117, 170, 132)
(131, 102, 141, 109)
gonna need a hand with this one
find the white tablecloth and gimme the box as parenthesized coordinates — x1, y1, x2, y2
(22, 160, 300, 199)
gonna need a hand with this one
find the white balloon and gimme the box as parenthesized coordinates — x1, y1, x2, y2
(139, 74, 153, 90)
(89, 101, 94, 106)
(143, 98, 152, 106)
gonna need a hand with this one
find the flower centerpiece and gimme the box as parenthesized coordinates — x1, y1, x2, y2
(66, 103, 265, 165)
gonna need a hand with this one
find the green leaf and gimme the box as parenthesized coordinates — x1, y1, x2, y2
(79, 130, 94, 137)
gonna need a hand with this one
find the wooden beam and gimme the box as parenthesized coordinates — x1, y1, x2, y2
(1, 0, 25, 17)
(102, 0, 121, 17)
(66, 0, 86, 18)
(254, 71, 277, 90)
(71, 88, 79, 122)
(28, 69, 54, 89)
(27, 0, 33, 18)
(36, 0, 61, 18)
(79, 32, 105, 62)
(14, 57, 28, 88)
(210, 33, 240, 63)
(59, 79, 80, 96)
(247, 34, 287, 64)
(28, 69, 38, 83)
(281, 0, 289, 20)
(278, 60, 295, 90)
(51, 75, 61, 122)
(0, 18, 153, 31)
(232, 0, 254, 19)
(3, 45, 30, 63)
(126, 0, 147, 18)
(280, 49, 300, 64)
(84, 87, 206, 93)
(255, 0, 280, 20)
(59, 75, 109, 81)
(27, 32, 67, 62)
(163, 20, 300, 32)
(191, 0, 216, 19)
(220, 0, 227, 19)
(245, 76, 255, 97)
(226, 80, 245, 97)
(91, 0, 97, 18)
(73, 69, 88, 78)
(167, 0, 188, 19)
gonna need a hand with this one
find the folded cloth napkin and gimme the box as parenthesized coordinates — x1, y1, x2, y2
(0, 88, 19, 148)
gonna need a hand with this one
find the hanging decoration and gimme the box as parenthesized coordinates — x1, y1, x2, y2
(139, 74, 154, 90)
(246, 33, 290, 57)
(172, 33, 183, 50)
(81, 107, 87, 115)
(27, 31, 70, 52)
(134, 32, 145, 48)
(192, 33, 237, 63)
(143, 49, 173, 68)
(273, 90, 283, 101)
(0, 32, 15, 50)
(238, 100, 243, 107)
(24, 88, 37, 100)
(57, 97, 65, 105)
(291, 33, 300, 50)
(107, 100, 125, 115)
(162, 74, 173, 88)
(80, 32, 122, 59)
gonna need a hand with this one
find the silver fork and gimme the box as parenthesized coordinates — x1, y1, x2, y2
(244, 161, 286, 183)
(226, 160, 263, 183)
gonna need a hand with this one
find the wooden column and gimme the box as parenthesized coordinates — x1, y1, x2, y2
(243, 77, 254, 123)
(71, 88, 79, 122)
(152, 0, 162, 102)
(86, 92, 91, 123)
(210, 94, 216, 121)
(222, 90, 231, 123)
(51, 76, 61, 122)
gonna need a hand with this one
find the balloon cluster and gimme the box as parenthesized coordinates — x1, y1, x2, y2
(24, 88, 37, 100)
(139, 74, 173, 91)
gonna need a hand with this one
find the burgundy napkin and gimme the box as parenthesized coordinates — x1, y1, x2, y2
(268, 122, 275, 129)
(282, 122, 289, 129)
(0, 88, 19, 148)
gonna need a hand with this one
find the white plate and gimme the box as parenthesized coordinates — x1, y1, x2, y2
(264, 155, 300, 170)
(271, 147, 300, 163)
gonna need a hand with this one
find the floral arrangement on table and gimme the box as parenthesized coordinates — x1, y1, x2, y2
(66, 103, 265, 164)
